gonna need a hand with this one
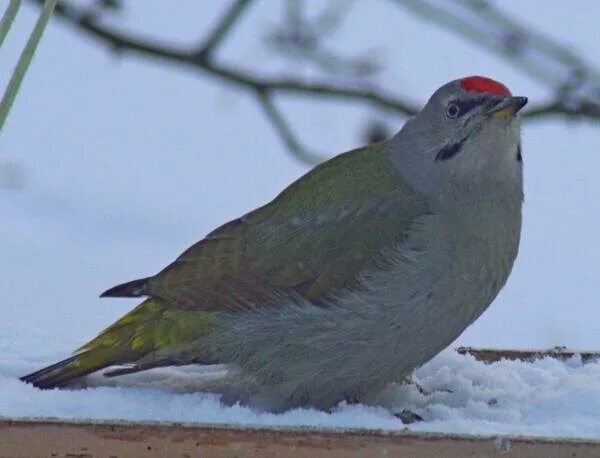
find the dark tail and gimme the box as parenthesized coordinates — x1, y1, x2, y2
(21, 297, 162, 389)
(100, 277, 150, 298)
(20, 352, 105, 389)
(20, 297, 216, 389)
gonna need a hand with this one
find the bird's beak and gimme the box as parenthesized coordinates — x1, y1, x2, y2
(487, 96, 528, 118)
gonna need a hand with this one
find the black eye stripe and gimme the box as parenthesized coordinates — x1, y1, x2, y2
(450, 97, 486, 117)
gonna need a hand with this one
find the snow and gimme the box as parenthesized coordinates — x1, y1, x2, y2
(3, 347, 600, 439)
(1, 2, 600, 440)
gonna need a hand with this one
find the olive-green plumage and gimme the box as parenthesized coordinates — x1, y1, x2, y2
(143, 141, 422, 310)
(21, 298, 216, 386)
(23, 141, 425, 388)
(22, 77, 525, 410)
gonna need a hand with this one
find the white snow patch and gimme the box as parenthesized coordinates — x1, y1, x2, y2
(3, 344, 600, 438)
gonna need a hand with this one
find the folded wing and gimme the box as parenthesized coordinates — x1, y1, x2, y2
(103, 142, 428, 311)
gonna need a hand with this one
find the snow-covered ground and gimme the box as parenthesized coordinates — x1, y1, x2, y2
(3, 349, 600, 439)
(2, 2, 600, 439)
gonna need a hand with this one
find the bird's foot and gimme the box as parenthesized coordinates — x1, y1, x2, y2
(394, 409, 424, 424)
(402, 375, 453, 396)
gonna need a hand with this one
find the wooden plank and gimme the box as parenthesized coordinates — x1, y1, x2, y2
(3, 348, 599, 457)
(1, 418, 600, 458)
(457, 346, 600, 364)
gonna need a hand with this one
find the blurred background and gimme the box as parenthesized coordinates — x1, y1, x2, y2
(1, 1, 599, 363)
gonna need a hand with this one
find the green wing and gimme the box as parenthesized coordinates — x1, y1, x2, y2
(132, 141, 427, 310)
(23, 142, 429, 389)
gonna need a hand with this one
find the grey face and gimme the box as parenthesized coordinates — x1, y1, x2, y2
(420, 80, 526, 160)
(390, 78, 527, 195)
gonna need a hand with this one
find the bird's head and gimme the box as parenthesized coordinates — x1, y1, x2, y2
(391, 76, 527, 197)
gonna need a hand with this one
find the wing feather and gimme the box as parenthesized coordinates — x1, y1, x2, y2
(126, 142, 428, 311)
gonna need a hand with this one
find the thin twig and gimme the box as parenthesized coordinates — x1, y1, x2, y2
(27, 0, 418, 163)
(195, 0, 253, 60)
(25, 0, 600, 163)
(36, 1, 417, 115)
(393, 0, 600, 122)
(392, 0, 584, 86)
(256, 90, 324, 165)
(524, 101, 600, 122)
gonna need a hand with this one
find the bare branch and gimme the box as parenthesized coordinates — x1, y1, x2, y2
(265, 80, 416, 114)
(524, 101, 600, 122)
(26, 0, 600, 165)
(266, 0, 379, 78)
(27, 0, 420, 165)
(195, 0, 254, 61)
(64, 5, 417, 116)
(393, 0, 591, 86)
(394, 0, 600, 123)
(36, 1, 417, 114)
(256, 91, 325, 165)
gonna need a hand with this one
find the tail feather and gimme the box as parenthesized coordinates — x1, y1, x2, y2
(21, 298, 217, 389)
(20, 352, 111, 389)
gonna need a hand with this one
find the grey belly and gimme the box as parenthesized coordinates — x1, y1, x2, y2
(207, 213, 519, 410)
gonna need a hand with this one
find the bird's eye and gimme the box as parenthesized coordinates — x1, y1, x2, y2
(445, 102, 460, 119)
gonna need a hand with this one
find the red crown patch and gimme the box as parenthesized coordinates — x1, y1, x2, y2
(460, 76, 510, 96)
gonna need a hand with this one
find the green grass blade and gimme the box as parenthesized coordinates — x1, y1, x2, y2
(0, 0, 21, 48)
(0, 0, 58, 132)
